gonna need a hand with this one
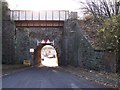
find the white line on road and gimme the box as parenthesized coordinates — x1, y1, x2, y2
(71, 83, 79, 88)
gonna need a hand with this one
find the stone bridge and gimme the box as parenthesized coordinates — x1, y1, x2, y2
(11, 10, 71, 66)
(5, 10, 116, 72)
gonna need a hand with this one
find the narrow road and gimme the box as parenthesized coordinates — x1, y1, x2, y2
(2, 66, 107, 88)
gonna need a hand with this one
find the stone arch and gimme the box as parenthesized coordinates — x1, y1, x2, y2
(33, 43, 60, 66)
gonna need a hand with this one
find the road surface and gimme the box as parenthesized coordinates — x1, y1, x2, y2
(2, 66, 107, 88)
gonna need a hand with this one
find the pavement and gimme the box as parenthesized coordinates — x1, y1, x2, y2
(2, 66, 108, 88)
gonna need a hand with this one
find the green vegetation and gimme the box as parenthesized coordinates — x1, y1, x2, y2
(2, 0, 9, 20)
(98, 15, 120, 51)
(80, 0, 120, 74)
(98, 15, 120, 73)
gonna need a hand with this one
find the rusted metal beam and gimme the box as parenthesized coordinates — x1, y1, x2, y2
(15, 20, 64, 27)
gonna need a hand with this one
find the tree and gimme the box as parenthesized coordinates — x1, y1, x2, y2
(80, 0, 120, 20)
(118, 37, 120, 74)
(80, 0, 120, 74)
(80, 0, 120, 51)
(2, 0, 9, 20)
(98, 15, 120, 51)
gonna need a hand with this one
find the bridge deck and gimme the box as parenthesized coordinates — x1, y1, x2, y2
(10, 10, 69, 27)
(11, 10, 77, 27)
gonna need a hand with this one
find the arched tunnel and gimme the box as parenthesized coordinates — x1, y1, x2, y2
(33, 43, 59, 67)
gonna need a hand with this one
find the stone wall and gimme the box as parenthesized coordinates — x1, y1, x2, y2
(62, 19, 115, 71)
(103, 51, 116, 72)
(3, 17, 116, 72)
(16, 27, 63, 65)
(2, 20, 16, 64)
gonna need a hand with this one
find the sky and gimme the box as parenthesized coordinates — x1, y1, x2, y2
(6, 0, 80, 11)
(6, 0, 83, 17)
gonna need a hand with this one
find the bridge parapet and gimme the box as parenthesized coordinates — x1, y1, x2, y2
(10, 10, 78, 27)
(10, 10, 70, 21)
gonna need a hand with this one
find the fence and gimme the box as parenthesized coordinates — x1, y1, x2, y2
(10, 10, 70, 21)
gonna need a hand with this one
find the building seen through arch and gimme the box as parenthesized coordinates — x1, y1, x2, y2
(41, 45, 58, 67)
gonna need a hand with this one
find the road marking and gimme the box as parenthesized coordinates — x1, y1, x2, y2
(52, 70, 57, 73)
(4, 74, 8, 76)
(71, 83, 79, 88)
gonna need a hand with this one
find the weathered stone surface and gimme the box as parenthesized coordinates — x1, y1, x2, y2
(16, 27, 63, 65)
(2, 21, 15, 64)
(3, 18, 116, 72)
(62, 19, 109, 71)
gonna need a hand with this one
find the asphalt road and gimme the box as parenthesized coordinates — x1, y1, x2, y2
(2, 66, 107, 88)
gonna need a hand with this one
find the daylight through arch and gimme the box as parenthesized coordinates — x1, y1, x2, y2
(41, 45, 58, 67)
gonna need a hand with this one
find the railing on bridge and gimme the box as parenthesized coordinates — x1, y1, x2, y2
(10, 10, 78, 27)
(10, 10, 69, 21)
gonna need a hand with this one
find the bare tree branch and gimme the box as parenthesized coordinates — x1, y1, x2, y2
(80, 0, 120, 19)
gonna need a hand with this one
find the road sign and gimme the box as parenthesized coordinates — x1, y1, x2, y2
(46, 40, 51, 44)
(41, 40, 46, 43)
(30, 48, 34, 52)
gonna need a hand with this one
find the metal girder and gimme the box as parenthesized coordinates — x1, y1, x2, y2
(15, 20, 64, 27)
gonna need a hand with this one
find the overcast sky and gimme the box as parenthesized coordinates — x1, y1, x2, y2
(6, 0, 84, 17)
(6, 0, 80, 11)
